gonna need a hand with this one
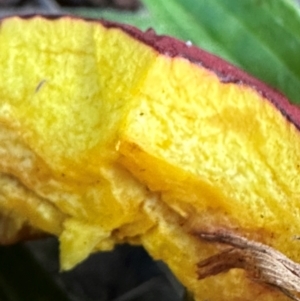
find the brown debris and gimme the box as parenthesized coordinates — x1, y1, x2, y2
(194, 231, 300, 301)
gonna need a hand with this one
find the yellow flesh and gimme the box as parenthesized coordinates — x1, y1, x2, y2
(0, 16, 299, 301)
(0, 16, 156, 268)
(119, 55, 300, 258)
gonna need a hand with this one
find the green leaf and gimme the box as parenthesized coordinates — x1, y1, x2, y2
(72, 2, 300, 102)
(68, 8, 155, 30)
(141, 0, 300, 104)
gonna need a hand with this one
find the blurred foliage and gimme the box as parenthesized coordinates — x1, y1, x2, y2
(74, 0, 300, 104)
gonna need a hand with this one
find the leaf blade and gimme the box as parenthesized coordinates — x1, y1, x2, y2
(142, 0, 300, 103)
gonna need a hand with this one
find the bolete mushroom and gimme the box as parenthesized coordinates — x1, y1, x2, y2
(0, 15, 300, 301)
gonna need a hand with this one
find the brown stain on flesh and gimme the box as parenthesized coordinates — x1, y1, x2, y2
(35, 79, 47, 93)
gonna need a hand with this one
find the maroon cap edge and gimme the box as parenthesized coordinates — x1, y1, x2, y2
(2, 14, 300, 130)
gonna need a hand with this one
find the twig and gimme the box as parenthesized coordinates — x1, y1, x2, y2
(194, 231, 300, 301)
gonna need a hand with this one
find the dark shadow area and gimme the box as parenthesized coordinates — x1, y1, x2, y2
(22, 237, 184, 301)
(0, 0, 140, 10)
